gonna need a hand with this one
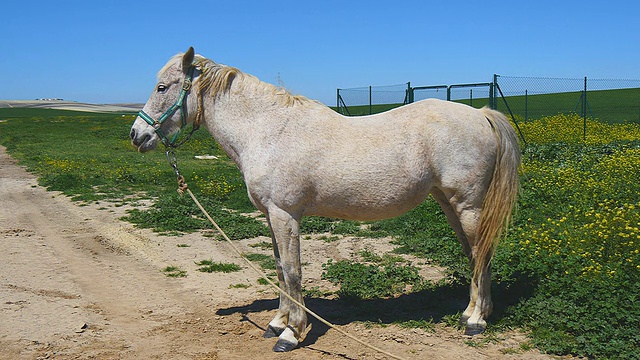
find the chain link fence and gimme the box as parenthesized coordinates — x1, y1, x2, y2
(494, 76, 640, 124)
(337, 77, 640, 122)
(411, 85, 448, 102)
(337, 82, 495, 115)
(336, 76, 640, 143)
(336, 83, 410, 116)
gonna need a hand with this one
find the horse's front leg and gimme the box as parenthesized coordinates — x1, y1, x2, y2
(262, 206, 306, 352)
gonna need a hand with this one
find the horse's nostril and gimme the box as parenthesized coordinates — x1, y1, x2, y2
(130, 128, 136, 140)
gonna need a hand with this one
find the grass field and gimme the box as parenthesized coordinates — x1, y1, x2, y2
(0, 107, 137, 118)
(1, 108, 639, 358)
(336, 87, 640, 125)
(334, 103, 405, 116)
(494, 87, 640, 124)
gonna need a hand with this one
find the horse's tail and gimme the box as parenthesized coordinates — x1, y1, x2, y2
(474, 107, 521, 279)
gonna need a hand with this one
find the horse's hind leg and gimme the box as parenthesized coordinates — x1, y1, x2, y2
(431, 188, 492, 335)
(263, 206, 307, 352)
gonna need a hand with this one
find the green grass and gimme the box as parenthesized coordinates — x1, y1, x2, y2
(334, 87, 640, 124)
(162, 265, 187, 277)
(243, 253, 276, 270)
(195, 259, 241, 273)
(248, 241, 272, 250)
(230, 283, 250, 289)
(0, 107, 135, 118)
(332, 103, 405, 116)
(2, 108, 640, 358)
(0, 108, 269, 238)
(494, 87, 640, 123)
(321, 256, 423, 300)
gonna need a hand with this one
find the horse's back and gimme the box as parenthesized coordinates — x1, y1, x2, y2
(287, 99, 501, 220)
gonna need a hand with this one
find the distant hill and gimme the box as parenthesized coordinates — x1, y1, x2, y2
(0, 100, 144, 113)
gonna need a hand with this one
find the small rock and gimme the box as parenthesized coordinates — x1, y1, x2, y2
(75, 323, 88, 333)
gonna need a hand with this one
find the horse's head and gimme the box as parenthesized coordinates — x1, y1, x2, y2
(130, 47, 199, 152)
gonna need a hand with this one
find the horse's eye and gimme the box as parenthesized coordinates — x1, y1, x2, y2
(157, 84, 167, 93)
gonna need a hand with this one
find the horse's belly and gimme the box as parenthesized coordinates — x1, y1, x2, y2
(306, 184, 431, 221)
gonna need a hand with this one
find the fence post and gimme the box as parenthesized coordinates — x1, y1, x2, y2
(336, 88, 340, 111)
(489, 83, 494, 109)
(491, 74, 499, 110)
(495, 81, 527, 146)
(369, 86, 372, 115)
(525, 90, 528, 122)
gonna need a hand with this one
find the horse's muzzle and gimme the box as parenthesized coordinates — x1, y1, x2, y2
(130, 128, 157, 152)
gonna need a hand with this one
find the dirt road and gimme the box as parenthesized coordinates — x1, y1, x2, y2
(0, 146, 550, 359)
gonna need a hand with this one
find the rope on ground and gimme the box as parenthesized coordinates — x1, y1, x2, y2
(183, 187, 407, 360)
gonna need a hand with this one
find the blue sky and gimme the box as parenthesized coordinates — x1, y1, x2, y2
(1, 0, 638, 106)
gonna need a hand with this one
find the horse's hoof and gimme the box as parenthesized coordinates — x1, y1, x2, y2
(272, 339, 297, 352)
(464, 324, 486, 336)
(263, 325, 284, 338)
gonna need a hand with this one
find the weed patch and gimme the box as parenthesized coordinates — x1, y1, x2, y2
(248, 241, 272, 250)
(229, 283, 250, 289)
(162, 266, 187, 278)
(243, 253, 276, 270)
(195, 260, 241, 273)
(321, 259, 422, 300)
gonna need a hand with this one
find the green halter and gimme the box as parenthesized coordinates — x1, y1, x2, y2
(137, 65, 196, 148)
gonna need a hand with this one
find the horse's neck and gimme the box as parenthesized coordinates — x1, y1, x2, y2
(202, 84, 313, 169)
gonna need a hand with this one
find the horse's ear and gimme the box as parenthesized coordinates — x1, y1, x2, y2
(182, 47, 195, 72)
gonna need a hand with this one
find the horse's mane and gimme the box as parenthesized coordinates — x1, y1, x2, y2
(160, 54, 310, 107)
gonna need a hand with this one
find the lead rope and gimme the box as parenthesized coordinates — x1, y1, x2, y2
(171, 175, 406, 360)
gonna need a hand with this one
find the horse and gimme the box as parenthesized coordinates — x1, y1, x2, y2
(130, 47, 521, 352)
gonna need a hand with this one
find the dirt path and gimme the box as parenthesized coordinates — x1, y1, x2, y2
(0, 146, 551, 359)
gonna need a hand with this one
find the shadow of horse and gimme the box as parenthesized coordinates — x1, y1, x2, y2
(216, 277, 535, 347)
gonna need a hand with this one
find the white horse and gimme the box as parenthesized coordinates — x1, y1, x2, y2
(130, 47, 521, 352)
